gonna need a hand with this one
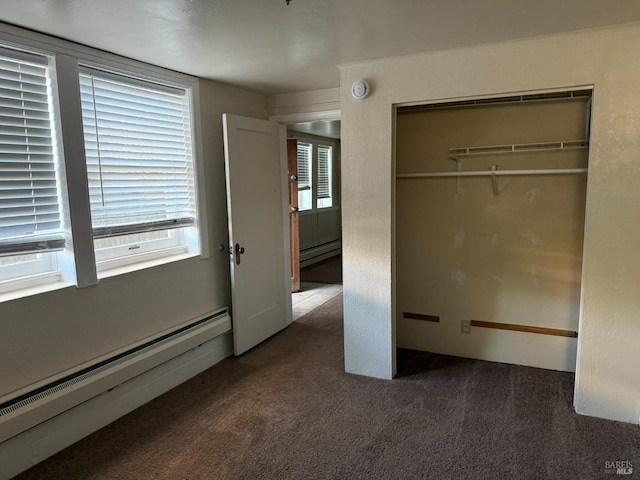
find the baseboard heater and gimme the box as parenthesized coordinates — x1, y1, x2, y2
(0, 309, 231, 444)
(300, 240, 341, 267)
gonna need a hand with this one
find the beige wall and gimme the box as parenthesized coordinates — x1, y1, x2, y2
(396, 100, 588, 371)
(341, 23, 640, 423)
(300, 210, 341, 251)
(0, 79, 266, 400)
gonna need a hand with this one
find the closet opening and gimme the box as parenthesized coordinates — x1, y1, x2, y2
(394, 89, 591, 377)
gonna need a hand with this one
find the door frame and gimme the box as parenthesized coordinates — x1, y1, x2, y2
(269, 109, 342, 294)
(287, 138, 301, 292)
(277, 124, 294, 325)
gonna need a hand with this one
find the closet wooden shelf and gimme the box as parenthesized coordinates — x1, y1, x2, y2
(396, 140, 589, 195)
(396, 168, 588, 179)
(448, 140, 589, 158)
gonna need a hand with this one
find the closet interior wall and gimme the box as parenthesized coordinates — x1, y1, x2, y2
(395, 97, 590, 372)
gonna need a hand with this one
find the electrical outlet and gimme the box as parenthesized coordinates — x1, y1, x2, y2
(461, 320, 471, 334)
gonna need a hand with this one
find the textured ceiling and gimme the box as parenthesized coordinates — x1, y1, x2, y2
(1, 1, 640, 94)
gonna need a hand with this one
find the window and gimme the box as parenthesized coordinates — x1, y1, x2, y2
(316, 144, 333, 208)
(0, 46, 65, 292)
(0, 31, 203, 300)
(294, 137, 336, 212)
(297, 141, 312, 211)
(79, 67, 199, 272)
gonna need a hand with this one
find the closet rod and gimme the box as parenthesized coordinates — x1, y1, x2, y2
(397, 168, 587, 179)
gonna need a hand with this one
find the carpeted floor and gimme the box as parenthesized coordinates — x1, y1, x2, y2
(300, 255, 342, 284)
(15, 295, 639, 480)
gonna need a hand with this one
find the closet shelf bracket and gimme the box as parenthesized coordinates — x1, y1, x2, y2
(490, 165, 499, 196)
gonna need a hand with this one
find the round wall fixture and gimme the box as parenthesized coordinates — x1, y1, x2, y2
(351, 80, 370, 99)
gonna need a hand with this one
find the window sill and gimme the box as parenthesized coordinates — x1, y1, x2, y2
(0, 251, 201, 301)
(96, 250, 199, 280)
(0, 273, 73, 304)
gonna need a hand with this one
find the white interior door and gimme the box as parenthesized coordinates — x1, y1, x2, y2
(223, 114, 292, 355)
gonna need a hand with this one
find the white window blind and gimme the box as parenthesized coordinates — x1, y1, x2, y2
(79, 67, 196, 239)
(297, 141, 312, 191)
(0, 46, 64, 257)
(317, 144, 332, 200)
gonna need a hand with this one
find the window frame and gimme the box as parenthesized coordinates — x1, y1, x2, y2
(0, 253, 58, 284)
(291, 134, 339, 214)
(94, 230, 185, 263)
(0, 43, 71, 298)
(77, 65, 201, 275)
(296, 140, 313, 212)
(316, 143, 334, 209)
(0, 23, 208, 300)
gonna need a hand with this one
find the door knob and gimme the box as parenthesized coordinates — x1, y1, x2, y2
(290, 206, 299, 213)
(234, 243, 245, 265)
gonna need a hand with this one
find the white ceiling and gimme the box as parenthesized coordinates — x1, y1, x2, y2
(1, 1, 640, 94)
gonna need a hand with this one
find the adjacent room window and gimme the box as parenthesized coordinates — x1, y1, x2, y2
(79, 67, 199, 272)
(297, 141, 313, 211)
(295, 138, 336, 212)
(316, 144, 333, 208)
(0, 46, 65, 293)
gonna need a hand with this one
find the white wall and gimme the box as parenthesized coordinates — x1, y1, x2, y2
(0, 79, 266, 401)
(340, 23, 640, 423)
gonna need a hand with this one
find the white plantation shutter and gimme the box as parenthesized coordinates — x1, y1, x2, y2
(296, 141, 312, 191)
(79, 67, 196, 239)
(0, 47, 64, 256)
(317, 144, 332, 200)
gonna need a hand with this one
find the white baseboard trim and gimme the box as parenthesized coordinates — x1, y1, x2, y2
(0, 331, 233, 480)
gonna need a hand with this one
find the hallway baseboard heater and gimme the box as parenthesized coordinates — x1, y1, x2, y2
(0, 309, 231, 444)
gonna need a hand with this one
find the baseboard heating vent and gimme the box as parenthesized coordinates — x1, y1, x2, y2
(300, 240, 341, 268)
(0, 309, 231, 444)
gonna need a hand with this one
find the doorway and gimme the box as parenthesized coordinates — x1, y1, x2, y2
(286, 120, 343, 320)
